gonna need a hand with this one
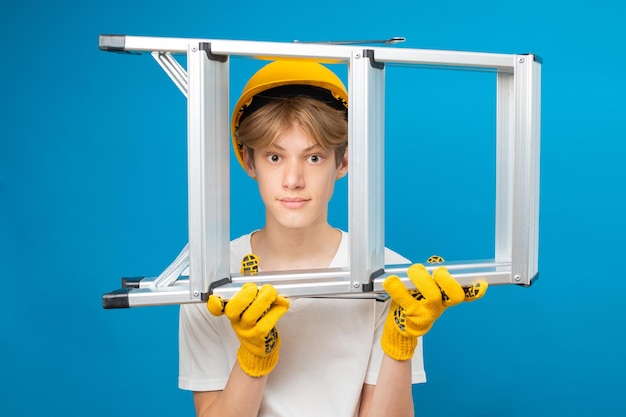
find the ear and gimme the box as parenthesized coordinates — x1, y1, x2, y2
(335, 146, 349, 180)
(242, 147, 257, 179)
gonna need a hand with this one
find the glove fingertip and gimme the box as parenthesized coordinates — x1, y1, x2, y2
(432, 267, 465, 306)
(259, 283, 278, 297)
(207, 295, 226, 316)
(382, 275, 401, 292)
(407, 263, 428, 275)
(432, 265, 451, 278)
(242, 282, 260, 292)
(407, 263, 436, 288)
(276, 295, 290, 310)
(464, 280, 488, 301)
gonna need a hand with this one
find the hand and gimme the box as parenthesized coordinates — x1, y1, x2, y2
(381, 264, 487, 361)
(208, 282, 290, 377)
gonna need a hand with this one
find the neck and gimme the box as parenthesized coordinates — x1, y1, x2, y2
(251, 222, 341, 271)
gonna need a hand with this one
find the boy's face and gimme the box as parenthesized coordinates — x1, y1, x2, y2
(243, 124, 348, 231)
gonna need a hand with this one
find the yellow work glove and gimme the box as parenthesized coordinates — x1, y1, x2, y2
(208, 282, 290, 377)
(381, 264, 487, 361)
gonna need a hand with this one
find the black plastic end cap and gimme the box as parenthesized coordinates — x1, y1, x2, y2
(99, 34, 126, 52)
(102, 289, 131, 309)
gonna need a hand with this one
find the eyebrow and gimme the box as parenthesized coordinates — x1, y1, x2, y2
(268, 143, 324, 152)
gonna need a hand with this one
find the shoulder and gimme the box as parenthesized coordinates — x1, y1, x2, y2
(230, 232, 258, 273)
(230, 232, 253, 252)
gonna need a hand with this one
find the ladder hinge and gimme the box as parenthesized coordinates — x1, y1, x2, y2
(363, 49, 384, 70)
(204, 276, 233, 301)
(362, 268, 385, 292)
(200, 42, 228, 62)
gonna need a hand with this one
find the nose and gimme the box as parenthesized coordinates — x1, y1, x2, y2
(282, 158, 305, 190)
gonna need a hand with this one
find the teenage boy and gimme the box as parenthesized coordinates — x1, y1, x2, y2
(179, 60, 487, 417)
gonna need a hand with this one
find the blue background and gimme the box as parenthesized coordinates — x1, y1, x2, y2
(1, 0, 625, 416)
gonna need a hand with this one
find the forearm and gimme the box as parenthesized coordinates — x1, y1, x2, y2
(195, 362, 267, 417)
(361, 355, 414, 417)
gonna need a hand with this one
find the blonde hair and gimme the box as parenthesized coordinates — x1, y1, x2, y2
(236, 96, 348, 167)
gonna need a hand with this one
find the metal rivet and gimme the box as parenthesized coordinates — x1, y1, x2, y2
(193, 290, 200, 297)
(353, 282, 360, 288)
(514, 275, 521, 282)
(192, 47, 197, 52)
(355, 53, 361, 59)
(519, 57, 525, 63)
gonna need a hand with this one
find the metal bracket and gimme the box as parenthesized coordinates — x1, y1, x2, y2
(199, 42, 228, 62)
(363, 49, 384, 69)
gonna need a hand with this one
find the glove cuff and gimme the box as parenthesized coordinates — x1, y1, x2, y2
(381, 326, 418, 361)
(237, 341, 280, 377)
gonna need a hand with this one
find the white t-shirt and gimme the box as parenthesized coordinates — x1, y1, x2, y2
(179, 230, 426, 417)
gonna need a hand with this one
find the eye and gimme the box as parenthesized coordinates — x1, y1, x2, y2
(308, 154, 323, 164)
(267, 153, 281, 163)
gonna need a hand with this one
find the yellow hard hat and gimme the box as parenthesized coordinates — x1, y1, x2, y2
(231, 60, 348, 169)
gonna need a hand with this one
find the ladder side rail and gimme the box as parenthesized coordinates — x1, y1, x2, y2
(374, 269, 513, 290)
(369, 52, 386, 286)
(213, 260, 513, 300)
(372, 52, 386, 287)
(104, 259, 513, 308)
(348, 50, 386, 292)
(101, 35, 517, 72)
(187, 43, 231, 302)
(209, 41, 513, 70)
(511, 55, 542, 285)
(100, 35, 193, 54)
(116, 287, 199, 308)
(528, 58, 541, 280)
(371, 48, 515, 72)
(495, 71, 515, 273)
(101, 35, 355, 60)
(149, 259, 512, 288)
(208, 40, 353, 61)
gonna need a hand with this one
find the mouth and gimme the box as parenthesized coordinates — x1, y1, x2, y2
(279, 197, 310, 209)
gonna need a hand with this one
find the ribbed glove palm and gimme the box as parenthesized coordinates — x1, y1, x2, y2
(381, 264, 487, 361)
(208, 282, 290, 377)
